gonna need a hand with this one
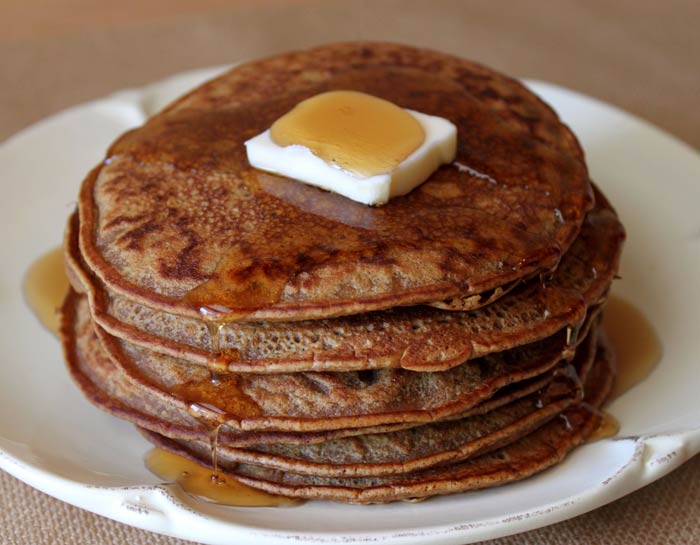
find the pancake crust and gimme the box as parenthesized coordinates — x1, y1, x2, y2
(77, 42, 593, 322)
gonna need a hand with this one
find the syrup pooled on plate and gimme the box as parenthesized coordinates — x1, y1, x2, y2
(146, 448, 302, 507)
(603, 295, 662, 400)
(23, 246, 69, 336)
(587, 410, 621, 442)
(270, 90, 425, 177)
(587, 296, 662, 442)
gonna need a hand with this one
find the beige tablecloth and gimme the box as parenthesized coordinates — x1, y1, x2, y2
(1, 1, 699, 544)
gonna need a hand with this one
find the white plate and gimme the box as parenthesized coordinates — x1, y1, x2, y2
(1, 67, 699, 545)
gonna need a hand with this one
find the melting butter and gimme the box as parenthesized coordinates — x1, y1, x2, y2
(245, 91, 457, 205)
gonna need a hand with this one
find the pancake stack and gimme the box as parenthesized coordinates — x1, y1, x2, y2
(60, 43, 625, 503)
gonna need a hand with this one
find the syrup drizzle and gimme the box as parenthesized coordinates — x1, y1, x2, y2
(186, 256, 291, 318)
(204, 320, 227, 382)
(270, 90, 425, 178)
(177, 376, 261, 422)
(160, 322, 267, 504)
(145, 448, 302, 507)
(209, 423, 223, 472)
(172, 318, 265, 499)
(167, 306, 264, 504)
(23, 247, 69, 336)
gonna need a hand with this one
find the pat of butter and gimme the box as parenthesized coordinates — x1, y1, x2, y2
(244, 91, 457, 205)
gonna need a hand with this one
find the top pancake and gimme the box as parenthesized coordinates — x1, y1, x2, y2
(78, 42, 593, 322)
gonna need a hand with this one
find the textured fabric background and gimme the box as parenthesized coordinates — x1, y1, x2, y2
(1, 1, 699, 544)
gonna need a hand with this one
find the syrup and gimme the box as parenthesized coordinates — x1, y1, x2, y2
(270, 90, 425, 178)
(23, 246, 69, 336)
(185, 253, 291, 317)
(587, 410, 620, 442)
(586, 297, 660, 442)
(172, 375, 262, 420)
(145, 448, 302, 507)
(209, 423, 223, 471)
(204, 320, 228, 382)
(603, 296, 662, 400)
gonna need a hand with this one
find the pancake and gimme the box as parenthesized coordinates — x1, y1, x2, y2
(77, 42, 593, 323)
(138, 335, 612, 503)
(58, 42, 625, 506)
(65, 190, 623, 373)
(61, 290, 597, 436)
